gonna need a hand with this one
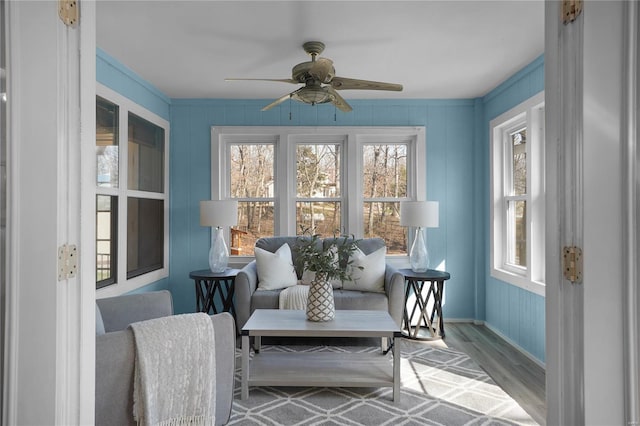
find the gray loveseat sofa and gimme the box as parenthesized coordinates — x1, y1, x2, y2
(235, 236, 405, 331)
(95, 290, 235, 426)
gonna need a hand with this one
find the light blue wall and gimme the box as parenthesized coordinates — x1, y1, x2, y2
(95, 49, 546, 364)
(96, 48, 171, 293)
(169, 99, 479, 321)
(97, 48, 171, 121)
(481, 55, 546, 363)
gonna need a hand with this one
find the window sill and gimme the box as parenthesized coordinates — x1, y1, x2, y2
(491, 267, 545, 297)
(96, 267, 169, 298)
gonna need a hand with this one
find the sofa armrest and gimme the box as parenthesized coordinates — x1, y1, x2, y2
(384, 265, 405, 327)
(96, 330, 136, 426)
(96, 312, 236, 426)
(97, 290, 173, 333)
(210, 312, 236, 425)
(235, 261, 258, 331)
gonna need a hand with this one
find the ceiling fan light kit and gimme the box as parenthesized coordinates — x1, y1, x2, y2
(226, 41, 403, 112)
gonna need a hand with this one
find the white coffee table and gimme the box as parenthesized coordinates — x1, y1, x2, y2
(241, 309, 402, 403)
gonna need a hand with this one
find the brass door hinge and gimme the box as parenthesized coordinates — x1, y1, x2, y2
(563, 246, 583, 283)
(563, 0, 582, 25)
(58, 0, 78, 27)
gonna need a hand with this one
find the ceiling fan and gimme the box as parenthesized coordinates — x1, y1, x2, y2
(225, 41, 403, 112)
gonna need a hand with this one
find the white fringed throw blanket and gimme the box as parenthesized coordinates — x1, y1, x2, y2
(279, 284, 309, 310)
(130, 313, 216, 426)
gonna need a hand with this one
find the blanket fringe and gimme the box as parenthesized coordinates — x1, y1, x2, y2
(157, 415, 215, 426)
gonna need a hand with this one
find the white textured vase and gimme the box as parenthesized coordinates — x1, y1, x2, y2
(306, 272, 335, 322)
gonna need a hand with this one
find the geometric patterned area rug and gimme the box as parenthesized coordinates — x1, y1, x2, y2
(229, 339, 539, 425)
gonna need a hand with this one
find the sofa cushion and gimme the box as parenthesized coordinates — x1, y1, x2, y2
(342, 246, 386, 293)
(250, 287, 390, 313)
(97, 290, 174, 333)
(255, 243, 298, 290)
(334, 289, 389, 311)
(251, 289, 282, 312)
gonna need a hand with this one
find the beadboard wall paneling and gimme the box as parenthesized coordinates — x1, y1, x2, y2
(97, 48, 171, 121)
(482, 54, 545, 363)
(168, 99, 478, 320)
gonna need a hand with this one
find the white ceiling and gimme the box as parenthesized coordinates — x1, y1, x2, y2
(96, 0, 544, 101)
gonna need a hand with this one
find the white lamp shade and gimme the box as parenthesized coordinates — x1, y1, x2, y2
(400, 201, 439, 228)
(200, 200, 238, 227)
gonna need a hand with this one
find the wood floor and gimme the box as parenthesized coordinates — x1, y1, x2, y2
(437, 323, 547, 425)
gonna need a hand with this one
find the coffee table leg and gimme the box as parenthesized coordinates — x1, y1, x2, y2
(393, 335, 400, 403)
(241, 335, 249, 400)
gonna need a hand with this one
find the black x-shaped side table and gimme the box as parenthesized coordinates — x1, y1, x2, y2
(399, 268, 451, 340)
(189, 268, 239, 318)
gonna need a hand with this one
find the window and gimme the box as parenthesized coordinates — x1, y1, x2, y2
(362, 143, 408, 253)
(490, 92, 545, 295)
(212, 127, 425, 257)
(96, 84, 169, 293)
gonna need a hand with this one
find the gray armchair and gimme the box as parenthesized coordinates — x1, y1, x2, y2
(235, 237, 405, 331)
(95, 290, 235, 426)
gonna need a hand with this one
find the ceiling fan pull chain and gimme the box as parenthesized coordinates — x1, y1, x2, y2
(289, 95, 292, 121)
(334, 105, 337, 122)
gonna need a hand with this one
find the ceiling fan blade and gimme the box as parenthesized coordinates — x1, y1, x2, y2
(261, 91, 297, 111)
(308, 58, 334, 83)
(330, 76, 403, 91)
(328, 87, 352, 112)
(225, 78, 299, 84)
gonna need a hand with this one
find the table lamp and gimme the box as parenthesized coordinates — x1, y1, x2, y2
(400, 201, 439, 272)
(200, 200, 238, 272)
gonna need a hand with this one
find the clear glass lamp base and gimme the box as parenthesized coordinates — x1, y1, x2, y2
(209, 227, 229, 273)
(409, 227, 429, 273)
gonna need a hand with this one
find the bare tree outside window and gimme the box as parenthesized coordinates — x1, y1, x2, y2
(509, 128, 527, 267)
(230, 144, 275, 254)
(363, 144, 407, 254)
(296, 144, 341, 235)
(96, 97, 119, 187)
(217, 127, 424, 258)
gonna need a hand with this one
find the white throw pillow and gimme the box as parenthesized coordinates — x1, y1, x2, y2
(255, 243, 298, 291)
(342, 246, 386, 293)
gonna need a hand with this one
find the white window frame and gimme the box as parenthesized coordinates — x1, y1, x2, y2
(211, 126, 426, 262)
(490, 91, 545, 296)
(96, 83, 170, 297)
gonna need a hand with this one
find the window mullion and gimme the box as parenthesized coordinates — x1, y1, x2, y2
(117, 104, 128, 287)
(347, 133, 361, 237)
(277, 133, 292, 235)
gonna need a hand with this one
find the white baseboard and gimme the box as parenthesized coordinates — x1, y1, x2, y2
(483, 322, 546, 370)
(446, 318, 546, 370)
(444, 318, 477, 323)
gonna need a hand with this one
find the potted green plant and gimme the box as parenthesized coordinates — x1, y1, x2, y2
(295, 231, 362, 321)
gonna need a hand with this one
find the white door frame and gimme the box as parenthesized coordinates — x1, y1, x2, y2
(545, 1, 638, 424)
(544, 1, 585, 423)
(622, 1, 640, 423)
(3, 1, 95, 424)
